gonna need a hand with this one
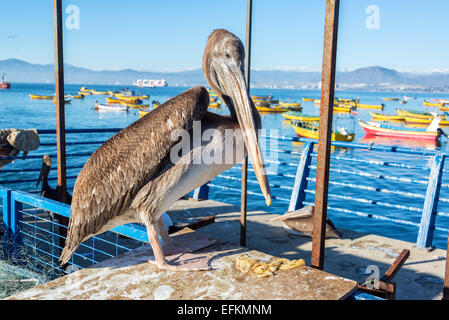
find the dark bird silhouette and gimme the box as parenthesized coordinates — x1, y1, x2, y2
(60, 29, 272, 271)
(36, 155, 72, 204)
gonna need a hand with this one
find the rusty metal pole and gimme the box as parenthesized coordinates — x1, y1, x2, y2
(53, 0, 67, 202)
(240, 0, 252, 247)
(53, 0, 69, 254)
(311, 0, 340, 270)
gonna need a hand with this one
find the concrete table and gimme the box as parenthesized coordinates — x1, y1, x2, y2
(7, 230, 357, 300)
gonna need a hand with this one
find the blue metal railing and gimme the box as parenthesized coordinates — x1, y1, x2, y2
(1, 128, 449, 281)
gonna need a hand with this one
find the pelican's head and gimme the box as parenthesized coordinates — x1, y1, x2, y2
(203, 29, 271, 206)
(36, 155, 51, 187)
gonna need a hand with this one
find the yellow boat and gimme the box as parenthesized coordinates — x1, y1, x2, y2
(282, 112, 319, 122)
(336, 98, 359, 104)
(440, 106, 449, 112)
(125, 103, 149, 109)
(139, 109, 150, 118)
(382, 98, 400, 101)
(279, 102, 301, 108)
(72, 95, 84, 99)
(303, 97, 315, 102)
(255, 105, 287, 113)
(91, 90, 110, 95)
(369, 112, 405, 122)
(30, 94, 54, 99)
(344, 102, 384, 110)
(333, 105, 352, 113)
(79, 91, 92, 96)
(290, 121, 355, 142)
(424, 100, 445, 107)
(106, 97, 125, 104)
(396, 109, 437, 120)
(209, 102, 221, 109)
(114, 94, 143, 102)
(252, 95, 272, 100)
(404, 117, 449, 126)
(80, 87, 92, 92)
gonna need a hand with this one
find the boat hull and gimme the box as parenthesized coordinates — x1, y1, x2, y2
(359, 120, 438, 141)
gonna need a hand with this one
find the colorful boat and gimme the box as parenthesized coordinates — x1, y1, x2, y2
(255, 105, 287, 113)
(290, 121, 355, 142)
(79, 91, 92, 96)
(139, 109, 151, 118)
(72, 95, 84, 99)
(252, 95, 272, 100)
(1, 73, 11, 89)
(209, 101, 221, 109)
(359, 120, 440, 141)
(124, 103, 149, 109)
(95, 103, 129, 112)
(369, 112, 405, 122)
(382, 98, 400, 101)
(30, 94, 54, 100)
(279, 102, 301, 108)
(336, 98, 359, 104)
(91, 90, 110, 95)
(333, 105, 353, 113)
(424, 100, 447, 107)
(396, 109, 437, 120)
(403, 117, 449, 126)
(80, 86, 92, 93)
(282, 111, 319, 122)
(114, 94, 144, 103)
(342, 102, 384, 110)
(302, 97, 315, 102)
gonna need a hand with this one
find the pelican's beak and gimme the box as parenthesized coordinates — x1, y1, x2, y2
(214, 59, 272, 206)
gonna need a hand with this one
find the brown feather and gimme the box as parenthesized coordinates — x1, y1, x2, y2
(60, 86, 209, 264)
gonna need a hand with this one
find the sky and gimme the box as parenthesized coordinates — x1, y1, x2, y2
(1, 0, 449, 73)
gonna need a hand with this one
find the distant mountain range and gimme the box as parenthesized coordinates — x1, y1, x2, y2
(1, 58, 448, 92)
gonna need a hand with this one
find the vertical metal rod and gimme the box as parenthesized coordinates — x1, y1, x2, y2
(53, 0, 67, 202)
(311, 0, 340, 270)
(240, 0, 252, 247)
(53, 0, 69, 255)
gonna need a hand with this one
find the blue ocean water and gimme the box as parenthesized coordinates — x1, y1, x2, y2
(1, 83, 449, 249)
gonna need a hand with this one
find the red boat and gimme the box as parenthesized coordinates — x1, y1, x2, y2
(1, 73, 11, 89)
(359, 120, 440, 141)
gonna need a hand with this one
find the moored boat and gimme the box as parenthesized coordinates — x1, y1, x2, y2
(396, 109, 437, 120)
(94, 103, 129, 112)
(359, 119, 441, 141)
(91, 90, 110, 95)
(30, 94, 54, 99)
(403, 117, 449, 126)
(302, 97, 315, 102)
(282, 111, 319, 122)
(255, 105, 287, 113)
(290, 120, 355, 142)
(424, 100, 444, 107)
(279, 102, 302, 108)
(382, 97, 400, 101)
(369, 112, 405, 122)
(1, 73, 11, 89)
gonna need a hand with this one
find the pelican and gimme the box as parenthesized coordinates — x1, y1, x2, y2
(37, 155, 72, 204)
(60, 29, 272, 271)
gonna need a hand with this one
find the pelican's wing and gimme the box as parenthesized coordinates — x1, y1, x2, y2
(61, 86, 209, 263)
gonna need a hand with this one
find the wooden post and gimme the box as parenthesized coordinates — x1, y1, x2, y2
(240, 0, 252, 247)
(416, 154, 445, 248)
(289, 141, 314, 212)
(53, 0, 69, 252)
(311, 0, 340, 270)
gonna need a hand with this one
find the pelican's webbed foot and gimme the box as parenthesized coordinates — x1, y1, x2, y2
(148, 252, 211, 271)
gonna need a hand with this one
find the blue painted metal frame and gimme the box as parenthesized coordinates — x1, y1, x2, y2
(289, 141, 314, 212)
(417, 154, 446, 248)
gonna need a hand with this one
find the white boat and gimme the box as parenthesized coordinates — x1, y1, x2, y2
(94, 103, 129, 112)
(133, 79, 168, 88)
